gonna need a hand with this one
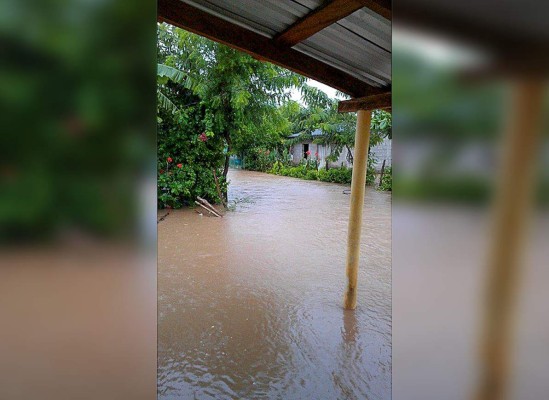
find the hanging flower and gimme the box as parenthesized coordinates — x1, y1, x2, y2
(198, 132, 208, 142)
(177, 163, 183, 168)
(167, 157, 172, 163)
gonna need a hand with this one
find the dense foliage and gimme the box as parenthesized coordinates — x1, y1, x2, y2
(156, 86, 227, 208)
(157, 24, 303, 207)
(2, 1, 155, 241)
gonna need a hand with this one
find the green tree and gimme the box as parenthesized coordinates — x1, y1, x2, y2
(158, 24, 305, 200)
(157, 63, 186, 114)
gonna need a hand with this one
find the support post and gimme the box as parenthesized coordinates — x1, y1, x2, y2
(475, 82, 544, 400)
(344, 109, 372, 310)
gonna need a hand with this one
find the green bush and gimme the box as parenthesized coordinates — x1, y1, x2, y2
(244, 147, 276, 172)
(317, 167, 353, 184)
(267, 162, 384, 186)
(157, 96, 226, 209)
(305, 170, 318, 180)
(317, 168, 328, 181)
(269, 160, 284, 175)
(268, 161, 379, 187)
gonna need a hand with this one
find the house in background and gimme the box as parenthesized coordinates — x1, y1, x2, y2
(288, 129, 391, 172)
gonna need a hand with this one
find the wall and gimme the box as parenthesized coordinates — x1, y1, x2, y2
(291, 138, 392, 172)
(370, 137, 392, 171)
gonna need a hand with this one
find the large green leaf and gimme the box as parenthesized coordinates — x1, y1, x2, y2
(157, 63, 186, 84)
(157, 91, 179, 115)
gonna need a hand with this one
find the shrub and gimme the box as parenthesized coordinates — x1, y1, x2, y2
(268, 162, 377, 187)
(317, 167, 352, 184)
(244, 147, 276, 172)
(305, 170, 318, 180)
(157, 100, 226, 209)
(270, 160, 284, 175)
(317, 168, 329, 182)
(158, 161, 226, 209)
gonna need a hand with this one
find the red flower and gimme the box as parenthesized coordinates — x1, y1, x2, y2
(167, 157, 172, 163)
(306, 150, 311, 156)
(314, 152, 319, 157)
(159, 169, 164, 174)
(198, 132, 208, 142)
(177, 163, 183, 168)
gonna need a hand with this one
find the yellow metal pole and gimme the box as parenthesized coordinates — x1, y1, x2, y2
(475, 81, 544, 400)
(344, 109, 372, 310)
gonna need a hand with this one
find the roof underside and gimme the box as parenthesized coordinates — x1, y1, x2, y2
(158, 0, 392, 100)
(396, 0, 549, 73)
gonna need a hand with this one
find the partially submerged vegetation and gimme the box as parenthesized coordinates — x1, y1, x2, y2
(267, 159, 391, 190)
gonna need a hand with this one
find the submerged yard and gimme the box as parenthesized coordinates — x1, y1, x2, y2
(158, 169, 391, 399)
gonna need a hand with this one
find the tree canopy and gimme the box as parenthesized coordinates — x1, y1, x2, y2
(158, 24, 305, 180)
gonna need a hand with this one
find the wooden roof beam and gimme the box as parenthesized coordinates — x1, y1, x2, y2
(396, 2, 547, 60)
(158, 0, 384, 98)
(358, 0, 392, 21)
(275, 0, 392, 47)
(275, 0, 366, 47)
(338, 92, 391, 112)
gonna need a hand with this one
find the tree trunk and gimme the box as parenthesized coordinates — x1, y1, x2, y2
(222, 133, 231, 203)
(346, 144, 354, 165)
(379, 159, 386, 187)
(223, 154, 230, 179)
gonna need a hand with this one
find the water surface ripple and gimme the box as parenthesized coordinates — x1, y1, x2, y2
(158, 169, 391, 399)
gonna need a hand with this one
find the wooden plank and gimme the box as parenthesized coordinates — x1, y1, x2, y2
(357, 0, 392, 21)
(157, 0, 384, 98)
(275, 0, 365, 47)
(337, 92, 391, 112)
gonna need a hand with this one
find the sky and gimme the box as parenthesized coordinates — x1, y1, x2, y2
(392, 27, 489, 68)
(289, 78, 343, 104)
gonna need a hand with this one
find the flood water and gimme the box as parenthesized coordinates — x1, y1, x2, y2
(158, 169, 392, 400)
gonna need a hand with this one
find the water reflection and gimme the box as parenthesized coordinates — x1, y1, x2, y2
(158, 169, 391, 399)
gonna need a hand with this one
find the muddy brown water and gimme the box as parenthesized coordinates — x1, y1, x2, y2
(158, 169, 391, 400)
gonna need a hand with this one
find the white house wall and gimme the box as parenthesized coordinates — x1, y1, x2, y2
(370, 137, 392, 170)
(291, 138, 392, 171)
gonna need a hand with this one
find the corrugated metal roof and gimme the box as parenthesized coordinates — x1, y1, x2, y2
(288, 129, 324, 138)
(183, 0, 322, 37)
(181, 0, 391, 90)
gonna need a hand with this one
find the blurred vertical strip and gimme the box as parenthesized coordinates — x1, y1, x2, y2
(0, 0, 157, 399)
(392, 1, 549, 400)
